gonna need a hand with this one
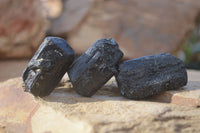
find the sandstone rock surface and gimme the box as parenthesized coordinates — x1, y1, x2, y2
(48, 0, 92, 35)
(66, 0, 200, 59)
(0, 0, 46, 59)
(0, 70, 200, 133)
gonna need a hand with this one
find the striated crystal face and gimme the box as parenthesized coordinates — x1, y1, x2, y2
(68, 38, 124, 97)
(22, 37, 75, 97)
(116, 53, 188, 100)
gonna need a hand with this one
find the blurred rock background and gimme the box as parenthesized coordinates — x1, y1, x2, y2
(0, 0, 200, 81)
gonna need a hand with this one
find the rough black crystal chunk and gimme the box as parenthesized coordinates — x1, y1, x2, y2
(68, 38, 123, 97)
(116, 53, 188, 100)
(22, 37, 75, 97)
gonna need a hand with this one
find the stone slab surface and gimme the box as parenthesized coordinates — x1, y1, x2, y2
(0, 70, 200, 133)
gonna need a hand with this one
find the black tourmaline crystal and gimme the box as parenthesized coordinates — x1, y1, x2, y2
(68, 38, 123, 97)
(22, 37, 75, 97)
(116, 53, 188, 100)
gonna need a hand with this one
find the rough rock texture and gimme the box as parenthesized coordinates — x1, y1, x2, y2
(66, 0, 200, 59)
(0, 70, 200, 133)
(23, 37, 75, 97)
(116, 53, 187, 99)
(68, 38, 123, 97)
(0, 0, 46, 59)
(48, 0, 92, 35)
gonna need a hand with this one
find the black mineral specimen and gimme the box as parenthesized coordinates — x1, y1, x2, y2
(68, 38, 123, 97)
(22, 37, 75, 97)
(116, 53, 188, 100)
